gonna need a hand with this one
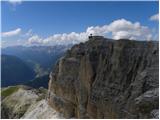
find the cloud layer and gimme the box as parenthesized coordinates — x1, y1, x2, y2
(1, 18, 156, 47)
(87, 19, 152, 40)
(150, 13, 159, 21)
(26, 19, 152, 46)
(1, 28, 21, 37)
(27, 35, 43, 45)
(8, 0, 22, 5)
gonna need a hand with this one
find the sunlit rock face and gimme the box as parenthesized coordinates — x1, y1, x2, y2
(48, 36, 159, 119)
(1, 85, 64, 119)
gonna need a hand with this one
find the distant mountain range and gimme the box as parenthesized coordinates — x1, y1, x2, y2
(2, 45, 72, 77)
(2, 45, 72, 87)
(1, 54, 36, 87)
(24, 74, 49, 89)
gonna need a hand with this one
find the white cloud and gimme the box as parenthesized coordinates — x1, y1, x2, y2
(1, 28, 21, 37)
(86, 25, 108, 35)
(8, 0, 22, 5)
(42, 32, 88, 45)
(26, 19, 154, 46)
(27, 35, 43, 45)
(150, 13, 159, 21)
(86, 19, 152, 40)
(25, 29, 33, 37)
(107, 19, 152, 40)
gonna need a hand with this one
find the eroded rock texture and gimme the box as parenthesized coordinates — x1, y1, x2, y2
(48, 36, 159, 119)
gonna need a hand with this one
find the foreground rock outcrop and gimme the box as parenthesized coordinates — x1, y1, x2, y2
(1, 85, 63, 119)
(21, 99, 64, 119)
(48, 36, 159, 119)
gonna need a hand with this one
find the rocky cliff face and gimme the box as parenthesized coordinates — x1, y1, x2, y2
(48, 36, 159, 119)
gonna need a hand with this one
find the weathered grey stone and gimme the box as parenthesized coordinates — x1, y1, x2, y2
(48, 37, 159, 118)
(150, 109, 159, 119)
(134, 88, 159, 118)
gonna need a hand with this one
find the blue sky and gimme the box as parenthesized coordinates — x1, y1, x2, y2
(1, 1, 159, 47)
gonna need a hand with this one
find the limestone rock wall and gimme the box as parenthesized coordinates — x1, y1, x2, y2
(48, 38, 159, 118)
